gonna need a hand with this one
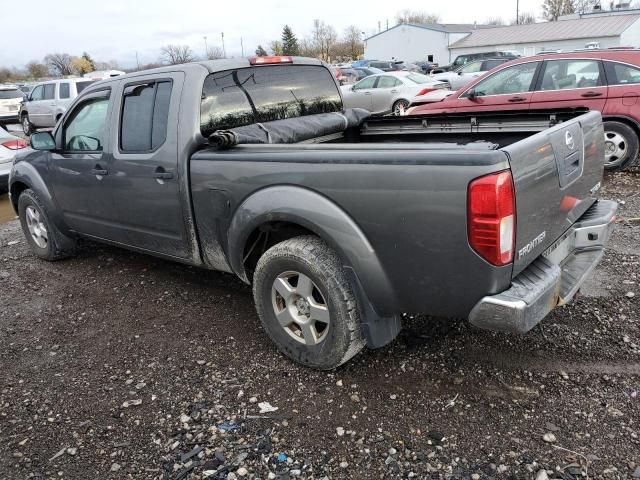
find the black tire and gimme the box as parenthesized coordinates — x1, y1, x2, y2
(392, 99, 409, 116)
(603, 121, 639, 171)
(18, 189, 76, 261)
(253, 235, 365, 369)
(21, 113, 33, 136)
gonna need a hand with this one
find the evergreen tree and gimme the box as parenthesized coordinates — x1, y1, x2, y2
(281, 25, 300, 56)
(255, 45, 268, 56)
(81, 52, 96, 71)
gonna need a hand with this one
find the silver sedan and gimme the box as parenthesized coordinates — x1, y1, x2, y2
(341, 72, 448, 115)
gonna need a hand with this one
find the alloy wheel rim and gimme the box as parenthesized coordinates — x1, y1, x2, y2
(22, 116, 29, 132)
(604, 131, 628, 167)
(271, 271, 330, 345)
(25, 206, 48, 249)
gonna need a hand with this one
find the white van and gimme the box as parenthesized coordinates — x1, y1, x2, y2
(20, 78, 96, 135)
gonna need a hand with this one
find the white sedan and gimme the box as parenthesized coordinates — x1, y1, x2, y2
(0, 128, 27, 193)
(341, 72, 448, 115)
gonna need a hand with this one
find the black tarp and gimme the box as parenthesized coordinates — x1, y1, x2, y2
(208, 108, 370, 149)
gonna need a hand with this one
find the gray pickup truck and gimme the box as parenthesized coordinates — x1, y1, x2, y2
(9, 57, 617, 369)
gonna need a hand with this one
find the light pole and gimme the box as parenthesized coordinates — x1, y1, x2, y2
(221, 32, 226, 58)
(516, 0, 520, 24)
(204, 36, 208, 59)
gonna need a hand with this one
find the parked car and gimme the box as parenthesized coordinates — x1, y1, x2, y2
(411, 49, 640, 170)
(0, 128, 27, 193)
(9, 57, 616, 370)
(353, 67, 384, 79)
(431, 58, 513, 90)
(341, 71, 448, 114)
(431, 51, 520, 73)
(409, 88, 455, 107)
(19, 78, 96, 135)
(0, 85, 25, 127)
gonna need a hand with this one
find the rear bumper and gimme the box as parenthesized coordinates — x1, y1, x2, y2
(468, 199, 618, 334)
(0, 113, 19, 124)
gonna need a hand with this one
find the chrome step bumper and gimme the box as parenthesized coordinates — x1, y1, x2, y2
(468, 199, 618, 334)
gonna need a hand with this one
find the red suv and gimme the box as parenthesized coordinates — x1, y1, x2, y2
(411, 50, 640, 170)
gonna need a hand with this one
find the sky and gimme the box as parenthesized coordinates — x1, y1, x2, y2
(2, 0, 543, 69)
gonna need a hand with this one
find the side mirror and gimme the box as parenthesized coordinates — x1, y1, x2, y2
(457, 71, 463, 76)
(30, 132, 56, 151)
(466, 89, 477, 100)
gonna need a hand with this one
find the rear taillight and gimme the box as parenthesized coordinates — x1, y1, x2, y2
(249, 56, 293, 65)
(468, 170, 516, 266)
(1, 139, 28, 150)
(416, 88, 436, 96)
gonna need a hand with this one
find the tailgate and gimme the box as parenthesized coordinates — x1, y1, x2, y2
(501, 111, 605, 277)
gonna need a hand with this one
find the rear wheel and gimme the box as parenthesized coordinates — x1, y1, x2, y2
(392, 99, 410, 116)
(18, 189, 76, 261)
(252, 235, 365, 369)
(21, 113, 33, 136)
(603, 121, 639, 171)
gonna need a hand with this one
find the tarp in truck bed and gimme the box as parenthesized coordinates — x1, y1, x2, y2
(208, 108, 370, 149)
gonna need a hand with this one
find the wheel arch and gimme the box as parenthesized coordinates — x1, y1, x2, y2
(602, 115, 640, 136)
(227, 185, 398, 316)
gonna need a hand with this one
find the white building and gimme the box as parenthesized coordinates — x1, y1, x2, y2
(364, 23, 483, 66)
(450, 10, 640, 58)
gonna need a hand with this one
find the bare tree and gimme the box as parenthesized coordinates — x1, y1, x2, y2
(511, 12, 537, 24)
(26, 61, 48, 79)
(160, 44, 195, 65)
(485, 17, 506, 26)
(342, 25, 364, 60)
(543, 0, 575, 20)
(573, 0, 600, 13)
(206, 46, 225, 60)
(311, 20, 337, 62)
(299, 37, 319, 58)
(44, 53, 74, 76)
(270, 40, 283, 55)
(395, 9, 440, 25)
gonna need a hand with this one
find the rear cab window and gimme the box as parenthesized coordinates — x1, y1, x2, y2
(200, 64, 341, 136)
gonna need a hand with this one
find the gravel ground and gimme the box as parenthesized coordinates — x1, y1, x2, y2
(0, 170, 638, 480)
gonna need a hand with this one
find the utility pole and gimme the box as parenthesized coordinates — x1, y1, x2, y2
(221, 32, 226, 58)
(241, 37, 244, 57)
(204, 36, 208, 58)
(135, 52, 140, 70)
(516, 0, 520, 24)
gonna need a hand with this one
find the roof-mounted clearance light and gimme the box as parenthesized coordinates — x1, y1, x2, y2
(249, 56, 293, 65)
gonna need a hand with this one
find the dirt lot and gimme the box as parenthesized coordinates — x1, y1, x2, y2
(0, 171, 638, 480)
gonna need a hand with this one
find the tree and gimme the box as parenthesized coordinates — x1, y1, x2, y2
(44, 53, 74, 76)
(485, 17, 506, 26)
(573, 0, 600, 13)
(0, 68, 13, 84)
(71, 56, 94, 75)
(270, 40, 283, 55)
(543, 0, 574, 20)
(81, 52, 96, 70)
(342, 25, 363, 60)
(206, 46, 225, 59)
(26, 61, 48, 79)
(255, 45, 268, 56)
(281, 25, 300, 55)
(160, 44, 194, 65)
(512, 12, 537, 24)
(311, 19, 337, 61)
(299, 37, 319, 58)
(395, 9, 440, 25)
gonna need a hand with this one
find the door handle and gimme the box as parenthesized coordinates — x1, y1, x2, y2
(390, 90, 398, 93)
(508, 96, 527, 102)
(581, 91, 603, 98)
(153, 167, 174, 180)
(91, 165, 108, 176)
(364, 92, 372, 95)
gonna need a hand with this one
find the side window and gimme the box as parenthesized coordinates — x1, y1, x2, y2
(30, 85, 43, 101)
(482, 60, 505, 71)
(59, 83, 70, 99)
(120, 81, 173, 152)
(605, 61, 640, 85)
(460, 62, 482, 74)
(63, 94, 110, 152)
(469, 62, 539, 97)
(540, 59, 602, 91)
(43, 84, 55, 100)
(376, 76, 400, 88)
(354, 76, 377, 90)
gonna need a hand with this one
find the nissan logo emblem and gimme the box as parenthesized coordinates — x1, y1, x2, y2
(565, 131, 575, 150)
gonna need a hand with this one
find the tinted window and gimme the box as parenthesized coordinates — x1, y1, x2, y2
(43, 84, 55, 100)
(540, 59, 602, 90)
(605, 61, 640, 85)
(30, 85, 43, 101)
(120, 81, 172, 152)
(59, 82, 70, 99)
(76, 81, 95, 94)
(481, 59, 505, 71)
(354, 76, 377, 90)
(406, 73, 432, 84)
(0, 89, 23, 99)
(64, 95, 110, 151)
(376, 76, 401, 88)
(471, 62, 539, 96)
(453, 56, 468, 67)
(459, 61, 483, 74)
(200, 65, 341, 135)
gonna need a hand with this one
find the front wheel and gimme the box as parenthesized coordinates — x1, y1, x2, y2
(603, 121, 639, 171)
(252, 236, 365, 369)
(21, 113, 33, 136)
(392, 99, 409, 116)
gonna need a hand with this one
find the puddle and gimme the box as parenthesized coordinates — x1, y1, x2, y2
(0, 194, 16, 224)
